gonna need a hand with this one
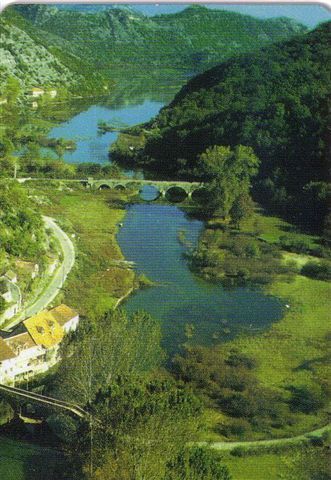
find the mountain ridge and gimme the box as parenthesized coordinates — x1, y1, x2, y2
(9, 4, 307, 72)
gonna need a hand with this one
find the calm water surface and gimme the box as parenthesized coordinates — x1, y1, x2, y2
(46, 101, 164, 164)
(118, 204, 283, 357)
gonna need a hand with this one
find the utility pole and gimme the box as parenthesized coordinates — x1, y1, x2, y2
(89, 338, 94, 478)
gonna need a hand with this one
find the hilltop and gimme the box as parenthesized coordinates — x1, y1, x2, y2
(10, 5, 306, 72)
(112, 22, 330, 232)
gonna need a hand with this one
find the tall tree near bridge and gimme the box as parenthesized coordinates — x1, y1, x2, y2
(198, 145, 259, 218)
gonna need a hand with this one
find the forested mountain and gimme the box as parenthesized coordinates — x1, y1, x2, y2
(0, 9, 106, 95)
(11, 4, 306, 72)
(130, 22, 330, 231)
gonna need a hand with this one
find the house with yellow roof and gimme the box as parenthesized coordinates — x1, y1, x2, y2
(23, 310, 64, 349)
(0, 304, 79, 385)
(48, 304, 79, 334)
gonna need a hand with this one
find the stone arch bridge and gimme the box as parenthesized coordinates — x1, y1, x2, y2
(85, 178, 205, 200)
(17, 177, 207, 202)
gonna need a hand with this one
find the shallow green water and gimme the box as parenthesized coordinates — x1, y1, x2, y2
(118, 204, 284, 358)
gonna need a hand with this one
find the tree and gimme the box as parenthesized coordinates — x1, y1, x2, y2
(198, 145, 259, 216)
(166, 447, 232, 480)
(52, 309, 164, 406)
(4, 76, 21, 106)
(0, 297, 7, 315)
(230, 193, 254, 228)
(90, 379, 202, 480)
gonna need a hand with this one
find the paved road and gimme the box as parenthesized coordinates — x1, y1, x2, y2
(199, 423, 331, 452)
(3, 216, 75, 331)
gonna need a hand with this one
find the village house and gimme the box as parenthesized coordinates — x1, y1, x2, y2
(5, 270, 17, 283)
(31, 87, 45, 98)
(0, 338, 17, 383)
(0, 304, 79, 385)
(46, 252, 59, 275)
(4, 332, 45, 382)
(47, 304, 79, 334)
(0, 278, 12, 303)
(48, 89, 57, 98)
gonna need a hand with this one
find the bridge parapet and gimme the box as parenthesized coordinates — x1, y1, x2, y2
(88, 178, 204, 197)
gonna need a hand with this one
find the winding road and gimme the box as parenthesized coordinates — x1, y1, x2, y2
(3, 216, 75, 331)
(199, 423, 331, 452)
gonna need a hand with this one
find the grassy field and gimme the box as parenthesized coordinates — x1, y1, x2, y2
(223, 451, 289, 480)
(241, 209, 320, 248)
(198, 209, 330, 440)
(240, 212, 330, 393)
(0, 436, 65, 480)
(222, 445, 329, 480)
(31, 185, 135, 320)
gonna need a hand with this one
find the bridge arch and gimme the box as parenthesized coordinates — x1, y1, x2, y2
(139, 184, 161, 201)
(191, 186, 209, 203)
(165, 186, 188, 203)
(114, 184, 126, 191)
(98, 183, 111, 190)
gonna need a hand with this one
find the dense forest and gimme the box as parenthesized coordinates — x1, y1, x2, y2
(117, 22, 330, 233)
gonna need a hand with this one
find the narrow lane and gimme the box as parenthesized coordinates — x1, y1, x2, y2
(3, 216, 75, 331)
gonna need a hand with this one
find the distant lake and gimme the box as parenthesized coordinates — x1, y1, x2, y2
(46, 100, 164, 164)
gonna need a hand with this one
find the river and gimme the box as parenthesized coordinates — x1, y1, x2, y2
(34, 86, 282, 354)
(38, 83, 284, 353)
(46, 100, 164, 164)
(2, 80, 283, 478)
(118, 204, 283, 358)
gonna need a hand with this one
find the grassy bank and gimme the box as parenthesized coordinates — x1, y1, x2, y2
(0, 436, 65, 480)
(192, 209, 330, 440)
(222, 444, 329, 480)
(29, 184, 135, 320)
(238, 211, 330, 401)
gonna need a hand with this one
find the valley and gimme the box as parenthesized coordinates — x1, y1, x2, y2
(0, 4, 330, 480)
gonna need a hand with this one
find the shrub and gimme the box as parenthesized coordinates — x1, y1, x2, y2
(218, 418, 252, 438)
(288, 386, 325, 414)
(301, 261, 331, 281)
(231, 446, 247, 457)
(279, 235, 312, 254)
(307, 435, 324, 447)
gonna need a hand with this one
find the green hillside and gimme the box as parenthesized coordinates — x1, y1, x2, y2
(123, 22, 330, 232)
(11, 4, 306, 72)
(0, 9, 107, 95)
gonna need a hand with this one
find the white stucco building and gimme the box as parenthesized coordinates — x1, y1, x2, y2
(0, 305, 79, 385)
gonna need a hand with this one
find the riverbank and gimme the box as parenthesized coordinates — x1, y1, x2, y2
(191, 209, 330, 441)
(27, 185, 135, 320)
